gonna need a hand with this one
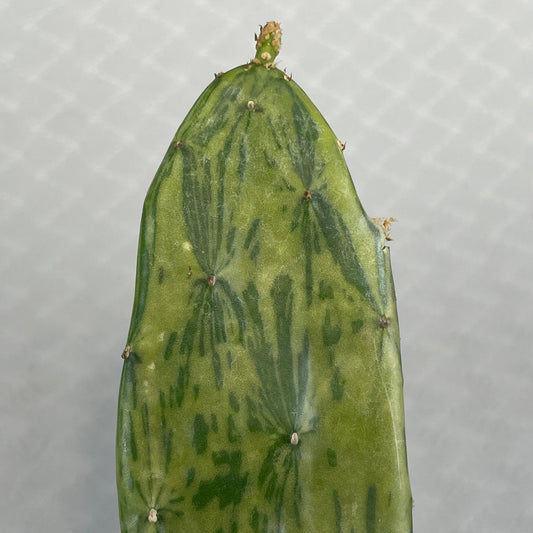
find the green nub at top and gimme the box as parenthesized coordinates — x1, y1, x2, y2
(252, 21, 281, 67)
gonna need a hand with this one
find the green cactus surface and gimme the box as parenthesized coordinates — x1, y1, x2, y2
(116, 21, 412, 533)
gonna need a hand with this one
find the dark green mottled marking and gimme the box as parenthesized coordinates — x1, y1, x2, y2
(366, 484, 377, 533)
(186, 467, 195, 488)
(217, 90, 247, 179)
(227, 350, 234, 368)
(181, 145, 222, 273)
(211, 290, 226, 338)
(192, 451, 248, 509)
(121, 352, 140, 410)
(282, 176, 297, 193)
(133, 479, 147, 506)
(158, 265, 164, 284)
(191, 414, 209, 455)
(192, 85, 240, 146)
(263, 149, 278, 169)
(212, 349, 223, 390)
(297, 331, 311, 427)
(175, 365, 186, 407)
(302, 201, 314, 306)
(243, 275, 318, 528)
(238, 136, 248, 181)
(246, 396, 263, 432)
(266, 115, 284, 150)
(212, 285, 227, 343)
(323, 310, 342, 347)
(291, 186, 337, 308)
(163, 331, 177, 360)
(312, 216, 321, 252)
(250, 507, 269, 533)
(250, 243, 260, 261)
(257, 441, 283, 495)
(289, 94, 320, 189)
(226, 225, 236, 255)
(351, 319, 364, 334)
(163, 430, 173, 472)
(159, 390, 167, 429)
(227, 414, 241, 443)
(262, 514, 269, 533)
(244, 218, 260, 257)
(244, 275, 318, 531)
(211, 413, 219, 433)
(319, 280, 334, 299)
(331, 367, 344, 401)
(141, 403, 149, 437)
(366, 216, 389, 309)
(333, 489, 342, 533)
(245, 219, 260, 251)
(250, 507, 259, 532)
(193, 383, 200, 399)
(127, 412, 137, 462)
(229, 391, 240, 412)
(258, 436, 304, 530)
(180, 303, 199, 356)
(217, 278, 246, 342)
(169, 496, 185, 504)
(178, 233, 245, 388)
(271, 275, 297, 416)
(327, 448, 338, 467)
(312, 191, 376, 311)
(242, 282, 263, 330)
(292, 199, 304, 233)
(245, 275, 314, 436)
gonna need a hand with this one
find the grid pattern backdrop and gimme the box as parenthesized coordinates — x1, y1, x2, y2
(1, 1, 532, 531)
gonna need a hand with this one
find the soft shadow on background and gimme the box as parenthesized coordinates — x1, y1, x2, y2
(1, 1, 532, 531)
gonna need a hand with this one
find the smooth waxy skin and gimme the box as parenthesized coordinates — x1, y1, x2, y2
(117, 39, 412, 533)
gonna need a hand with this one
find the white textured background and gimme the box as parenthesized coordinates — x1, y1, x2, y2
(1, 1, 532, 532)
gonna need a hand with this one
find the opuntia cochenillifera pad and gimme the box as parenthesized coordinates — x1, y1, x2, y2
(116, 21, 412, 533)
